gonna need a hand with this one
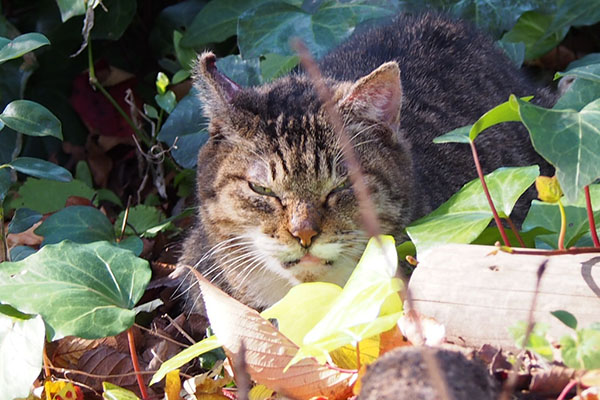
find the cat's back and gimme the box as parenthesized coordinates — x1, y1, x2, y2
(321, 12, 554, 216)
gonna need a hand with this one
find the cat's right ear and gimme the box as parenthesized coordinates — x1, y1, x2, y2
(193, 52, 241, 119)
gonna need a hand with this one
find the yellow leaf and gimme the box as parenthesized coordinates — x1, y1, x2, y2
(535, 175, 563, 203)
(329, 336, 379, 370)
(248, 385, 274, 400)
(165, 370, 181, 400)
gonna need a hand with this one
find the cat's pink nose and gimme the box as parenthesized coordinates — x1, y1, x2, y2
(293, 228, 318, 248)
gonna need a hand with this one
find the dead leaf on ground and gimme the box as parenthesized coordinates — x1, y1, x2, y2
(529, 365, 578, 394)
(196, 273, 355, 400)
(75, 344, 142, 391)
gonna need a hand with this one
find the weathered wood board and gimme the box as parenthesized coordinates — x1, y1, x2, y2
(407, 244, 600, 350)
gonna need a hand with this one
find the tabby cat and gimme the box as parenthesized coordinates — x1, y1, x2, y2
(179, 12, 554, 312)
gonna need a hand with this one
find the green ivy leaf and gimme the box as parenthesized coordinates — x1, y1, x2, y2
(469, 95, 532, 141)
(561, 328, 600, 370)
(9, 246, 36, 261)
(216, 55, 263, 87)
(0, 314, 45, 400)
(143, 104, 159, 120)
(509, 321, 553, 360)
(407, 166, 539, 254)
(9, 157, 72, 182)
(518, 98, 600, 203)
(55, 0, 87, 22)
(35, 205, 115, 245)
(173, 30, 196, 71)
(158, 88, 209, 169)
(5, 178, 95, 214)
(433, 125, 472, 144)
(114, 205, 167, 238)
(181, 0, 279, 48)
(238, 1, 394, 59)
(554, 76, 600, 112)
(556, 61, 600, 83)
(90, 0, 137, 41)
(155, 91, 176, 114)
(172, 69, 190, 85)
(496, 39, 525, 66)
(260, 53, 299, 82)
(7, 208, 42, 234)
(0, 100, 62, 139)
(0, 241, 151, 340)
(0, 33, 50, 64)
(501, 11, 568, 61)
(551, 310, 578, 330)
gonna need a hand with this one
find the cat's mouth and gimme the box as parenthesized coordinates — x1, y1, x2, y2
(282, 253, 334, 268)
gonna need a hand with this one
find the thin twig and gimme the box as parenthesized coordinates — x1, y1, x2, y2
(584, 185, 600, 248)
(233, 341, 250, 400)
(498, 261, 547, 400)
(470, 141, 511, 247)
(556, 379, 578, 400)
(134, 323, 191, 348)
(163, 314, 196, 345)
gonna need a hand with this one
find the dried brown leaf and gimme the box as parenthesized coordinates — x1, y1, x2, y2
(195, 273, 355, 400)
(75, 345, 142, 390)
(529, 365, 577, 394)
(52, 336, 107, 368)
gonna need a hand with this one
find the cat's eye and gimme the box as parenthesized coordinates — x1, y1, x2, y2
(249, 182, 277, 197)
(331, 179, 350, 194)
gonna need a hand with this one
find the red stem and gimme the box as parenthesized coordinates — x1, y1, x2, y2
(470, 142, 511, 247)
(505, 216, 526, 248)
(502, 246, 600, 256)
(127, 327, 149, 400)
(585, 185, 600, 247)
(556, 379, 577, 400)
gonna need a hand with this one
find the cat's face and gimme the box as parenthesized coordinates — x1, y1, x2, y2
(189, 53, 414, 308)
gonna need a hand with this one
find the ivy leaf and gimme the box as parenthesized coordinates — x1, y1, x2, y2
(155, 91, 176, 114)
(556, 60, 600, 83)
(447, 0, 554, 38)
(35, 205, 115, 246)
(9, 246, 36, 261)
(238, 1, 394, 59)
(554, 75, 600, 112)
(90, 0, 137, 41)
(0, 33, 50, 64)
(509, 321, 553, 360)
(501, 11, 568, 60)
(496, 39, 525, 66)
(9, 157, 72, 182)
(0, 314, 45, 400)
(158, 88, 209, 169)
(0, 241, 151, 340)
(407, 166, 539, 255)
(216, 55, 263, 87)
(5, 178, 95, 214)
(55, 0, 87, 22)
(551, 310, 578, 330)
(0, 100, 62, 139)
(181, 0, 279, 48)
(518, 98, 600, 203)
(561, 329, 600, 370)
(113, 205, 168, 238)
(155, 72, 169, 95)
(261, 53, 299, 82)
(7, 208, 42, 234)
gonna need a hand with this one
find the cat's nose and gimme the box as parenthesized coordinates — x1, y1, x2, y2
(292, 227, 318, 248)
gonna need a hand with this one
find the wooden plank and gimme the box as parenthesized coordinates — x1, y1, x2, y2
(407, 244, 600, 349)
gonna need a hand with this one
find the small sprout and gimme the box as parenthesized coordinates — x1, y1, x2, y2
(535, 175, 563, 203)
(155, 72, 169, 95)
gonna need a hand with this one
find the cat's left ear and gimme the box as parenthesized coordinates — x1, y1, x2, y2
(193, 52, 242, 119)
(340, 61, 402, 131)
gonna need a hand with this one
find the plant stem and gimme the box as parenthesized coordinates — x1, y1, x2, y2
(505, 216, 526, 248)
(556, 379, 577, 400)
(585, 185, 600, 247)
(500, 246, 600, 256)
(469, 141, 511, 247)
(127, 327, 149, 400)
(558, 200, 566, 250)
(355, 341, 361, 371)
(42, 342, 52, 378)
(86, 43, 150, 146)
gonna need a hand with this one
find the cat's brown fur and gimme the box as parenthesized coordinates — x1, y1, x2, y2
(179, 13, 554, 312)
